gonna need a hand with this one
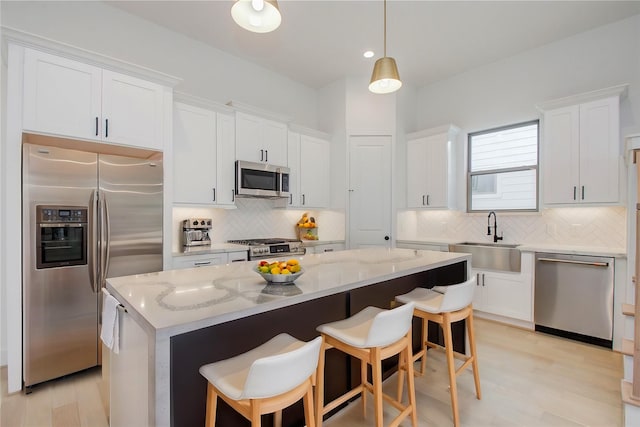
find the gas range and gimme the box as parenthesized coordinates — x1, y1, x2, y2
(227, 238, 305, 260)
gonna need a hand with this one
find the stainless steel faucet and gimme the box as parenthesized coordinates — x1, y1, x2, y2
(487, 211, 503, 243)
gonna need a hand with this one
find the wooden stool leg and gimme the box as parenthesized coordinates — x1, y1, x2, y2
(315, 339, 327, 427)
(405, 334, 418, 427)
(361, 358, 368, 418)
(371, 347, 384, 427)
(303, 379, 316, 427)
(443, 313, 460, 427)
(420, 318, 428, 375)
(467, 309, 482, 400)
(396, 348, 405, 402)
(273, 410, 282, 427)
(205, 382, 217, 427)
(250, 400, 261, 427)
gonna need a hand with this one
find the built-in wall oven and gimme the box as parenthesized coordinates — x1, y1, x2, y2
(36, 206, 88, 269)
(235, 160, 290, 199)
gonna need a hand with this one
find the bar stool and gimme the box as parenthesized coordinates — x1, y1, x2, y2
(395, 277, 481, 427)
(315, 302, 417, 427)
(199, 333, 322, 427)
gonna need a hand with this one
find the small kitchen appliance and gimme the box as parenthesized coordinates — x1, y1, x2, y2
(182, 218, 212, 248)
(227, 238, 304, 260)
(235, 160, 290, 199)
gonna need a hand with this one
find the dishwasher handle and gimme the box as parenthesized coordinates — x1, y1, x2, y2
(537, 257, 609, 267)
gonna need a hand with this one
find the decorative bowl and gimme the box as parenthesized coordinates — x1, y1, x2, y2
(255, 267, 304, 285)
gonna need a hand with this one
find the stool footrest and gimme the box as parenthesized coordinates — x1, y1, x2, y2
(321, 385, 364, 415)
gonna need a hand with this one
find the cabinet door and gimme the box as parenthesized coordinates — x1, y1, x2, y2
(235, 112, 263, 162)
(482, 271, 532, 321)
(287, 131, 301, 207)
(262, 118, 288, 165)
(102, 70, 164, 150)
(542, 105, 581, 204)
(406, 138, 429, 208)
(424, 134, 449, 208)
(471, 269, 486, 311)
(23, 49, 102, 140)
(216, 113, 237, 206)
(300, 135, 330, 208)
(578, 97, 619, 203)
(173, 103, 217, 205)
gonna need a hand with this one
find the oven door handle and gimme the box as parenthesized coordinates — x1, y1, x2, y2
(89, 190, 99, 293)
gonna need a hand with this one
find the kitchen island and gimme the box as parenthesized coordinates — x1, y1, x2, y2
(105, 247, 470, 427)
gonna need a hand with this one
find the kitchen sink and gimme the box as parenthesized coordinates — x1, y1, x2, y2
(448, 242, 521, 272)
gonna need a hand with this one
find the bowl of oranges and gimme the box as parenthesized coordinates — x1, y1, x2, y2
(255, 259, 303, 285)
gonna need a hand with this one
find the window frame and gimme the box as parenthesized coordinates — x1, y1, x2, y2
(466, 120, 540, 213)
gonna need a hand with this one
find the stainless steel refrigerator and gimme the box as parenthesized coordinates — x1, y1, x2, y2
(22, 142, 163, 388)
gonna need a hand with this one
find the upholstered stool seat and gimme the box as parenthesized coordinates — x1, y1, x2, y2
(315, 302, 417, 427)
(395, 277, 481, 427)
(199, 333, 322, 427)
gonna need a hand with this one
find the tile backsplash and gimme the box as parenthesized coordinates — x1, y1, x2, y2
(172, 198, 346, 252)
(396, 206, 627, 248)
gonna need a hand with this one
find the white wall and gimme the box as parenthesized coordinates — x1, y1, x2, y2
(415, 14, 640, 136)
(0, 1, 319, 128)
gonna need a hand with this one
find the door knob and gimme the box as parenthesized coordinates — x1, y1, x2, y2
(384, 236, 390, 241)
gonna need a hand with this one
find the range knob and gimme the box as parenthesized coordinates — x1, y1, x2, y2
(192, 220, 198, 226)
(207, 220, 212, 226)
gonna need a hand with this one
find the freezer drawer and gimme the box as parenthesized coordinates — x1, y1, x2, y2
(534, 252, 614, 347)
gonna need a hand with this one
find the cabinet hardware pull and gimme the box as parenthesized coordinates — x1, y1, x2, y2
(232, 189, 235, 202)
(422, 195, 425, 205)
(95, 117, 99, 136)
(482, 273, 485, 286)
(573, 186, 576, 200)
(265, 150, 268, 162)
(476, 273, 480, 285)
(194, 261, 211, 266)
(582, 186, 585, 200)
(302, 194, 306, 205)
(427, 195, 430, 205)
(212, 188, 216, 202)
(260, 149, 264, 161)
(289, 194, 293, 205)
(105, 119, 109, 138)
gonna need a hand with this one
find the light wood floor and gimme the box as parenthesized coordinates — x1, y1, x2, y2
(1, 319, 623, 427)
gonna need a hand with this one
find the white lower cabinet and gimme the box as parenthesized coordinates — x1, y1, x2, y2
(472, 252, 533, 322)
(227, 251, 249, 263)
(306, 243, 345, 254)
(172, 253, 228, 270)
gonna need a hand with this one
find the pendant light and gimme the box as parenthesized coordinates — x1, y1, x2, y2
(231, 0, 281, 33)
(369, 0, 402, 94)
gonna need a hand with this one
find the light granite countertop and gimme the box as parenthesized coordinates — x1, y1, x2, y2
(106, 247, 470, 338)
(301, 239, 345, 247)
(396, 239, 626, 258)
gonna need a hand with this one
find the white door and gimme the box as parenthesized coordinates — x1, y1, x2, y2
(348, 135, 392, 248)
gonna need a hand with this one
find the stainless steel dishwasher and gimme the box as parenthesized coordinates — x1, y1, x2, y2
(534, 252, 614, 348)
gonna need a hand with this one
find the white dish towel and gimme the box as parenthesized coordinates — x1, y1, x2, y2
(101, 288, 120, 354)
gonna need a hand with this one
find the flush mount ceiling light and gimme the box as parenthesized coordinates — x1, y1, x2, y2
(231, 0, 282, 33)
(369, 0, 402, 94)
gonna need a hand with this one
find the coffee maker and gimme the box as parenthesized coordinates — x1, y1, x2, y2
(182, 218, 212, 248)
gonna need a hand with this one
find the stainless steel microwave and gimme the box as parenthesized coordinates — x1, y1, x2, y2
(235, 160, 290, 199)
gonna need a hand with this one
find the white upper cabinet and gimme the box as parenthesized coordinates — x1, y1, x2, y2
(286, 129, 330, 209)
(173, 102, 236, 207)
(541, 87, 625, 206)
(23, 48, 165, 150)
(406, 125, 458, 209)
(235, 111, 287, 165)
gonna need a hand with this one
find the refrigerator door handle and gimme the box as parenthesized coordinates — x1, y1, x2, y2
(88, 190, 99, 293)
(100, 190, 112, 288)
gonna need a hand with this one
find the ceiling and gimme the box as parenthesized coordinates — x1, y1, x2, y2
(107, 1, 640, 89)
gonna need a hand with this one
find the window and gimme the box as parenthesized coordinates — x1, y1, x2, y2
(467, 121, 539, 212)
